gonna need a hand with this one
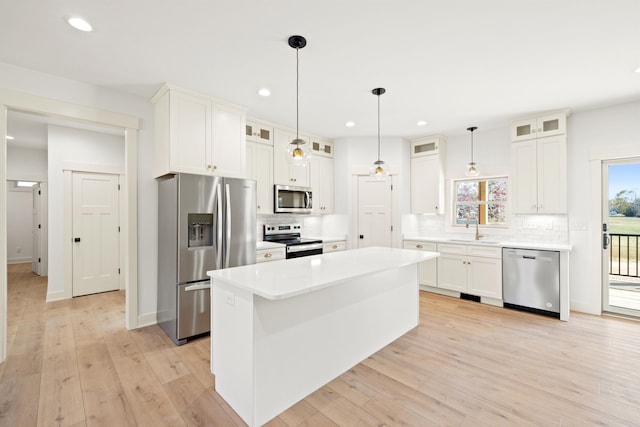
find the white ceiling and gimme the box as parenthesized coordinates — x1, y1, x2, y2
(2, 0, 640, 142)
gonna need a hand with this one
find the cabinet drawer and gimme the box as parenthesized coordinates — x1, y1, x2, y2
(323, 241, 346, 253)
(437, 243, 467, 255)
(404, 241, 437, 252)
(256, 247, 285, 262)
(467, 245, 502, 258)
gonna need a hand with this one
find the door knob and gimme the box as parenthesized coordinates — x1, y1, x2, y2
(74, 237, 81, 242)
(359, 235, 364, 239)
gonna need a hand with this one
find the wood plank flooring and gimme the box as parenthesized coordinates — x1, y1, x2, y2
(2, 262, 640, 426)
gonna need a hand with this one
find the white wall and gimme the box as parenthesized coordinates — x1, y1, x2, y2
(6, 146, 47, 182)
(333, 136, 410, 248)
(6, 183, 33, 263)
(0, 61, 158, 319)
(47, 125, 124, 296)
(567, 100, 640, 314)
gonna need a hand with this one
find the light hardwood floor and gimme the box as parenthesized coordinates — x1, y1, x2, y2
(2, 262, 640, 426)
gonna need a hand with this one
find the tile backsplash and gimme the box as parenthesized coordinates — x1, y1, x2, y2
(402, 214, 569, 244)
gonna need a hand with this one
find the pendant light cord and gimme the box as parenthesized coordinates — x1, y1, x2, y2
(470, 129, 474, 164)
(296, 47, 299, 142)
(377, 92, 381, 161)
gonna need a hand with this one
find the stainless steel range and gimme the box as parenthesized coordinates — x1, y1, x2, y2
(263, 223, 323, 258)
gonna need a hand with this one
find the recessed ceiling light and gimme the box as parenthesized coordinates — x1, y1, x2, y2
(345, 121, 355, 128)
(258, 88, 271, 97)
(6, 135, 15, 140)
(416, 120, 427, 126)
(67, 17, 93, 32)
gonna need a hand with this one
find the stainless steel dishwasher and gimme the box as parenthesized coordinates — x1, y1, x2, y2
(502, 248, 560, 318)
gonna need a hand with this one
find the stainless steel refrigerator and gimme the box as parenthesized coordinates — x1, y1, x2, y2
(157, 173, 256, 345)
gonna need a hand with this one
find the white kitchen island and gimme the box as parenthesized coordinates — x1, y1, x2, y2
(207, 246, 438, 426)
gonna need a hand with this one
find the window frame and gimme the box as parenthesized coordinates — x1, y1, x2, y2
(452, 176, 509, 228)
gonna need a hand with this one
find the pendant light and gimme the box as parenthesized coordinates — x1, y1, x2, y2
(465, 126, 479, 177)
(370, 87, 387, 177)
(286, 35, 310, 166)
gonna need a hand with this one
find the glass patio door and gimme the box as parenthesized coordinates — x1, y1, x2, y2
(602, 159, 640, 316)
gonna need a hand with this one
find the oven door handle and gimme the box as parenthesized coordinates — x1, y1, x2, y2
(287, 243, 323, 253)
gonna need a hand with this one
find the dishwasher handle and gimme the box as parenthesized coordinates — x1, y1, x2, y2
(522, 255, 536, 260)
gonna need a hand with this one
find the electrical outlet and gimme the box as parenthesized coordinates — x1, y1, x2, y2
(523, 222, 537, 229)
(225, 291, 235, 306)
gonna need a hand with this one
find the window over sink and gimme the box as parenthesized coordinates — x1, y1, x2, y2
(453, 177, 508, 227)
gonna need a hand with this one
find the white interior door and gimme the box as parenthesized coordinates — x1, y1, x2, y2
(357, 175, 392, 248)
(72, 172, 120, 297)
(32, 183, 41, 275)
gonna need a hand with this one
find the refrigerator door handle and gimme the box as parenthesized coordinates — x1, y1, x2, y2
(185, 283, 211, 292)
(224, 183, 231, 268)
(215, 184, 223, 269)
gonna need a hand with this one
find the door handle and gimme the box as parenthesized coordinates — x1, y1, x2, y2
(74, 237, 81, 242)
(185, 283, 211, 292)
(603, 233, 610, 250)
(359, 235, 364, 239)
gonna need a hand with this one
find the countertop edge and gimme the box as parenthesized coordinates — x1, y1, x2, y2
(403, 236, 572, 252)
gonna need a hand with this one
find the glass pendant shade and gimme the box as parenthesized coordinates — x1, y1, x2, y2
(465, 126, 479, 177)
(287, 137, 310, 166)
(286, 35, 310, 166)
(370, 159, 386, 177)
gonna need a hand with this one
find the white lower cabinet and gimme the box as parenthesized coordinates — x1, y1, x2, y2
(403, 241, 437, 288)
(437, 243, 502, 299)
(323, 241, 346, 253)
(256, 247, 286, 263)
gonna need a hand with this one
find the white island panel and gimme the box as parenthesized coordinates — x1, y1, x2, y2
(209, 247, 438, 426)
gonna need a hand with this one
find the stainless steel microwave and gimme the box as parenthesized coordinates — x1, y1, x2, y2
(274, 185, 312, 214)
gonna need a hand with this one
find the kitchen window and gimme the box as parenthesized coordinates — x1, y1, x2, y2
(453, 177, 508, 226)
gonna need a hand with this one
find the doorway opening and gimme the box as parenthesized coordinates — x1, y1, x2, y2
(602, 159, 640, 316)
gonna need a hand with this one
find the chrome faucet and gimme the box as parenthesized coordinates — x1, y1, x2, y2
(465, 214, 482, 240)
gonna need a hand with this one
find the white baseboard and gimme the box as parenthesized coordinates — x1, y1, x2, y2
(46, 289, 69, 302)
(7, 257, 32, 264)
(136, 312, 157, 328)
(570, 301, 600, 315)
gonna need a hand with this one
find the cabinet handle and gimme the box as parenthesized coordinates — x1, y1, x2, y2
(332, 245, 337, 249)
(257, 204, 261, 209)
(207, 164, 212, 170)
(213, 165, 217, 170)
(264, 253, 272, 258)
(416, 245, 423, 249)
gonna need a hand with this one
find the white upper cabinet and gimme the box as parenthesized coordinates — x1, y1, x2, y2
(310, 155, 334, 214)
(511, 110, 567, 142)
(152, 84, 247, 178)
(410, 136, 446, 214)
(246, 141, 274, 214)
(273, 127, 310, 187)
(246, 120, 273, 145)
(511, 110, 568, 214)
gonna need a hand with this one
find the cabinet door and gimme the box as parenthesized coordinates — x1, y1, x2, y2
(311, 156, 333, 213)
(273, 128, 310, 186)
(535, 113, 566, 138)
(211, 104, 246, 177)
(246, 121, 273, 145)
(410, 137, 440, 157)
(247, 141, 273, 214)
(310, 137, 333, 158)
(467, 256, 502, 299)
(437, 254, 467, 292)
(169, 91, 211, 173)
(411, 155, 443, 214)
(511, 140, 538, 214)
(537, 135, 567, 214)
(511, 117, 537, 142)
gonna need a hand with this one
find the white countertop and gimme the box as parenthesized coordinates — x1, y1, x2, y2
(305, 235, 347, 243)
(256, 241, 285, 250)
(403, 236, 572, 252)
(208, 246, 437, 300)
